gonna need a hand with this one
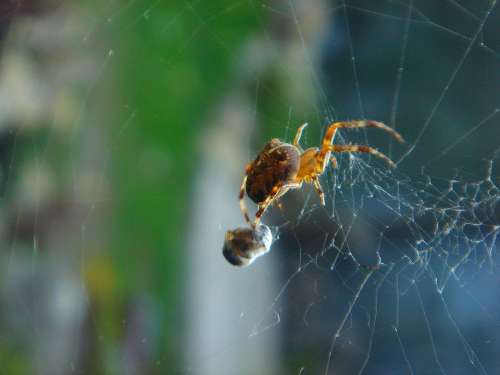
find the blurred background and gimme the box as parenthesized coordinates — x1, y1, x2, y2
(0, 0, 499, 374)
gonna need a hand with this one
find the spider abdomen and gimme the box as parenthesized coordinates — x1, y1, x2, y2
(245, 139, 300, 204)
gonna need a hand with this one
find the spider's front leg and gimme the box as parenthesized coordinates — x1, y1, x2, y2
(317, 120, 404, 168)
(312, 177, 325, 206)
(328, 144, 396, 167)
(322, 120, 404, 147)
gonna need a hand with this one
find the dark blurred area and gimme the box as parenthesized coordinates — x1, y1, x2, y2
(0, 1, 498, 374)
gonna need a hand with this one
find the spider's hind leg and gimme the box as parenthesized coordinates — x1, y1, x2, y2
(254, 185, 283, 227)
(253, 182, 302, 226)
(239, 175, 251, 224)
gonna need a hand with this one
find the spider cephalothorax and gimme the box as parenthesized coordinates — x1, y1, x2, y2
(239, 120, 404, 227)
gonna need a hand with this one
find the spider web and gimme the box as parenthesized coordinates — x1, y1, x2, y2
(242, 1, 500, 374)
(217, 1, 500, 374)
(0, 0, 499, 375)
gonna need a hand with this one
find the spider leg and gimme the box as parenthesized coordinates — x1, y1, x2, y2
(322, 120, 404, 147)
(253, 184, 283, 227)
(239, 175, 251, 224)
(312, 177, 325, 206)
(253, 181, 302, 226)
(317, 121, 402, 170)
(293, 123, 308, 148)
(327, 144, 396, 167)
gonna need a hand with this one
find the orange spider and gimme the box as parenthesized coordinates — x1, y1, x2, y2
(239, 120, 404, 227)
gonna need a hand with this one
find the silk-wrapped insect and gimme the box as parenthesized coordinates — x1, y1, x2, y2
(222, 224, 273, 267)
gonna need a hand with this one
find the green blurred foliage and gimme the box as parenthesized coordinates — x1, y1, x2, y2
(0, 342, 29, 374)
(106, 0, 263, 368)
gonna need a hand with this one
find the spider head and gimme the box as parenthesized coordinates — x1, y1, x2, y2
(222, 224, 273, 267)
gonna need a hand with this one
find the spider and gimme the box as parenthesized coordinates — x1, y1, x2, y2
(239, 120, 404, 227)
